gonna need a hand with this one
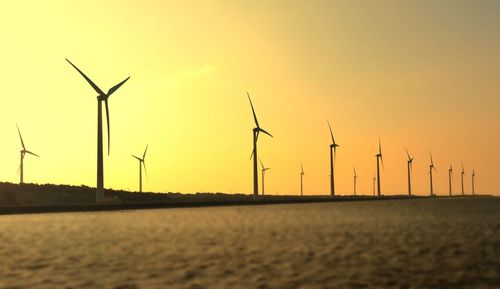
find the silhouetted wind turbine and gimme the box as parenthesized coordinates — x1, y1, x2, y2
(428, 152, 437, 196)
(248, 93, 273, 197)
(66, 59, 130, 202)
(327, 121, 339, 196)
(375, 138, 384, 196)
(16, 124, 39, 184)
(448, 165, 453, 196)
(300, 161, 304, 196)
(259, 158, 270, 195)
(472, 170, 476, 196)
(131, 145, 148, 193)
(353, 166, 357, 195)
(461, 163, 465, 196)
(405, 148, 414, 196)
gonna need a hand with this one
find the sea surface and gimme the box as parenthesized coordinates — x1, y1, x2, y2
(0, 197, 498, 289)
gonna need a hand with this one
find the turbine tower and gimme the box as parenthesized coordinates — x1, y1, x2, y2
(461, 163, 465, 196)
(327, 121, 339, 196)
(300, 161, 304, 196)
(375, 138, 384, 196)
(405, 148, 414, 196)
(66, 59, 130, 203)
(429, 152, 437, 196)
(248, 93, 273, 197)
(472, 170, 476, 196)
(16, 124, 39, 184)
(448, 165, 453, 196)
(353, 166, 357, 195)
(259, 158, 270, 195)
(131, 145, 148, 193)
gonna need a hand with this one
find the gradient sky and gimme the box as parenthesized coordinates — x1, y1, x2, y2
(0, 0, 498, 196)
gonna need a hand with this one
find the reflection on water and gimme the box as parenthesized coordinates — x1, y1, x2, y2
(0, 198, 498, 288)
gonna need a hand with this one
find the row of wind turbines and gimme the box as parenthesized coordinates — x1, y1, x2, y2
(247, 95, 477, 198)
(13, 59, 478, 202)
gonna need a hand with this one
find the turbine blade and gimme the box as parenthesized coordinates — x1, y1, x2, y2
(247, 92, 260, 128)
(333, 147, 337, 166)
(25, 150, 39, 157)
(16, 124, 26, 150)
(259, 157, 264, 169)
(378, 138, 382, 155)
(381, 156, 385, 171)
(107, 77, 130, 97)
(17, 163, 21, 174)
(301, 161, 304, 174)
(66, 58, 105, 95)
(143, 161, 148, 180)
(143, 145, 148, 160)
(327, 120, 335, 144)
(105, 99, 111, 155)
(405, 148, 411, 160)
(250, 149, 255, 160)
(258, 128, 273, 138)
(131, 155, 141, 161)
(430, 151, 434, 166)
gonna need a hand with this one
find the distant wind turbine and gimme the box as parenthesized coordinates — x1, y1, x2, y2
(259, 158, 270, 195)
(372, 173, 376, 196)
(448, 165, 453, 196)
(16, 124, 39, 184)
(375, 138, 384, 196)
(131, 145, 148, 193)
(461, 163, 465, 196)
(66, 59, 130, 202)
(327, 121, 339, 196)
(300, 161, 304, 196)
(353, 166, 357, 195)
(405, 148, 414, 196)
(429, 152, 437, 196)
(472, 170, 476, 196)
(248, 93, 273, 197)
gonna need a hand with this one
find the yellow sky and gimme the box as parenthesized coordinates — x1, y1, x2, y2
(0, 0, 498, 195)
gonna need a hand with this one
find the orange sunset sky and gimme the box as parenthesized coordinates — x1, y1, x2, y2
(0, 1, 498, 195)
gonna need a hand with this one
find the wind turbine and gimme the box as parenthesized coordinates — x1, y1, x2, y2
(461, 163, 465, 196)
(353, 166, 357, 195)
(248, 93, 273, 197)
(259, 158, 270, 195)
(405, 148, 414, 196)
(472, 170, 476, 196)
(448, 165, 453, 196)
(131, 145, 148, 193)
(66, 59, 130, 203)
(327, 121, 339, 196)
(375, 138, 384, 196)
(300, 161, 304, 196)
(429, 152, 437, 196)
(16, 124, 39, 184)
(372, 173, 376, 196)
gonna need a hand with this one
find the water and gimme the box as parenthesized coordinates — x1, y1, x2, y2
(0, 198, 498, 289)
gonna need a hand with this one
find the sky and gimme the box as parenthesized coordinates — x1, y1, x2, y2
(0, 0, 498, 196)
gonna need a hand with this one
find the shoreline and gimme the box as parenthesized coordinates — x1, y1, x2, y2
(0, 194, 493, 215)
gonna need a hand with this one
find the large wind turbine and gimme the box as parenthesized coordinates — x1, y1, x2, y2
(327, 121, 339, 196)
(131, 145, 148, 193)
(472, 170, 476, 196)
(429, 152, 437, 196)
(66, 59, 130, 203)
(375, 138, 384, 196)
(405, 148, 414, 196)
(16, 124, 39, 184)
(300, 161, 304, 196)
(461, 163, 465, 195)
(248, 93, 273, 197)
(353, 166, 357, 195)
(259, 158, 270, 195)
(448, 165, 453, 196)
